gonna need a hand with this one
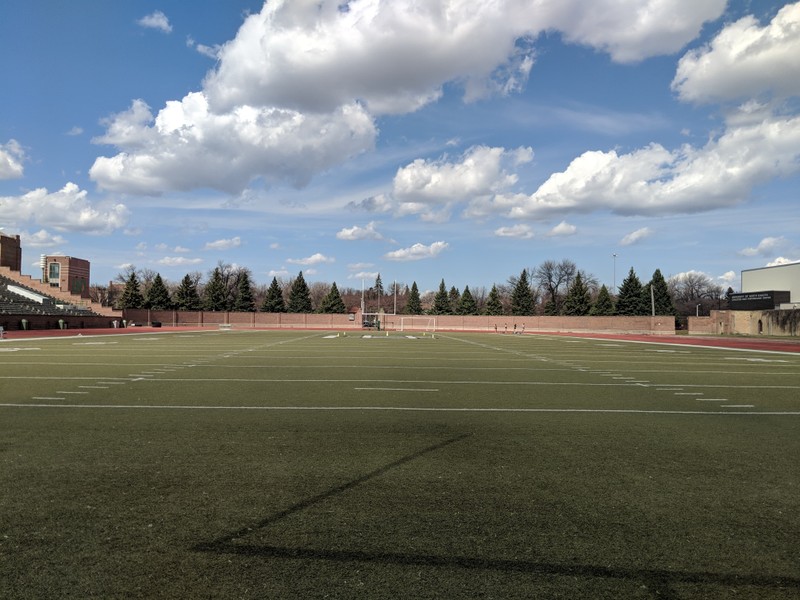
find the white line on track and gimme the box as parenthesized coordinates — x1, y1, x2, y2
(2, 403, 798, 415)
(355, 387, 439, 392)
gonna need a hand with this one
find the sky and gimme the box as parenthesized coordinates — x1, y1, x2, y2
(1, 0, 799, 295)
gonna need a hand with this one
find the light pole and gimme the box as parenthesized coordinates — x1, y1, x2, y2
(612, 253, 618, 293)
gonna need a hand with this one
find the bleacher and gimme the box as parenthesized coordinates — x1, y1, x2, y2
(0, 274, 97, 317)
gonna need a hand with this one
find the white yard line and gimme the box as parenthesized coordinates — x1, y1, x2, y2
(2, 403, 798, 415)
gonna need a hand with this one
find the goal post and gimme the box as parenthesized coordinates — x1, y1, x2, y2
(399, 316, 436, 332)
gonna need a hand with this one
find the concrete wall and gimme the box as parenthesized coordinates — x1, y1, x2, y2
(123, 309, 361, 330)
(122, 310, 676, 334)
(689, 310, 800, 337)
(385, 314, 676, 334)
(0, 313, 119, 331)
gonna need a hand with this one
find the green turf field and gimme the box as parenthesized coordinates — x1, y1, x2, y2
(2, 330, 799, 599)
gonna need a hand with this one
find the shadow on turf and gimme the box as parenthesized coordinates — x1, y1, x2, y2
(194, 432, 799, 598)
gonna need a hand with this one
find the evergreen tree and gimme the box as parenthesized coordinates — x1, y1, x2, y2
(204, 267, 227, 311)
(511, 269, 535, 316)
(144, 273, 173, 310)
(457, 285, 478, 315)
(484, 285, 504, 316)
(543, 298, 559, 315)
(615, 267, 648, 315)
(448, 286, 461, 313)
(118, 270, 144, 309)
(233, 270, 256, 312)
(405, 282, 422, 314)
(647, 268, 676, 316)
(562, 272, 591, 316)
(431, 279, 451, 315)
(173, 274, 201, 311)
(319, 282, 347, 314)
(589, 284, 615, 316)
(374, 273, 384, 296)
(261, 277, 286, 313)
(287, 271, 313, 313)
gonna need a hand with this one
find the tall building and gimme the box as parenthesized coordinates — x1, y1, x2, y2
(0, 233, 22, 271)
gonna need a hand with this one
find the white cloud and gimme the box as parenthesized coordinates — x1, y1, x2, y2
(347, 194, 394, 214)
(21, 229, 67, 248)
(494, 224, 533, 239)
(548, 221, 577, 236)
(186, 35, 221, 59)
(393, 145, 532, 221)
(205, 0, 722, 115)
(174, 246, 191, 253)
(620, 227, 653, 246)
(0, 182, 129, 234)
(348, 262, 374, 270)
(507, 110, 800, 218)
(90, 95, 376, 194)
(0, 139, 25, 179)
(287, 252, 335, 266)
(91, 0, 724, 196)
(767, 257, 800, 267)
(718, 271, 737, 285)
(203, 236, 241, 251)
(137, 10, 172, 34)
(158, 256, 204, 267)
(65, 126, 83, 137)
(384, 241, 448, 262)
(336, 221, 384, 241)
(673, 2, 800, 104)
(548, 0, 726, 64)
(348, 271, 379, 280)
(268, 269, 290, 278)
(739, 236, 788, 257)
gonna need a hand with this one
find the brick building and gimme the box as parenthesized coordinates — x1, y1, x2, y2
(43, 255, 91, 299)
(0, 233, 22, 271)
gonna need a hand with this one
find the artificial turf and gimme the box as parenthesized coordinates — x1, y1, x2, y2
(1, 330, 799, 599)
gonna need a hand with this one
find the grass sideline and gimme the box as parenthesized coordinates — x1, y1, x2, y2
(1, 330, 799, 599)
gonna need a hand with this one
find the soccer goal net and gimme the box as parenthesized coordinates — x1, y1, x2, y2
(399, 317, 437, 332)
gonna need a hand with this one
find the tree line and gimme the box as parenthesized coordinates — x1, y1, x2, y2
(102, 259, 728, 317)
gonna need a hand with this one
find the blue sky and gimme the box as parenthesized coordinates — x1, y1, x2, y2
(1, 0, 799, 294)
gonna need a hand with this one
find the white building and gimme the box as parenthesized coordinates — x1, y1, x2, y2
(741, 262, 800, 307)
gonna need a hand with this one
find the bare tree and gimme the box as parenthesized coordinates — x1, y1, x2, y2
(534, 259, 576, 314)
(308, 281, 329, 311)
(668, 272, 724, 316)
